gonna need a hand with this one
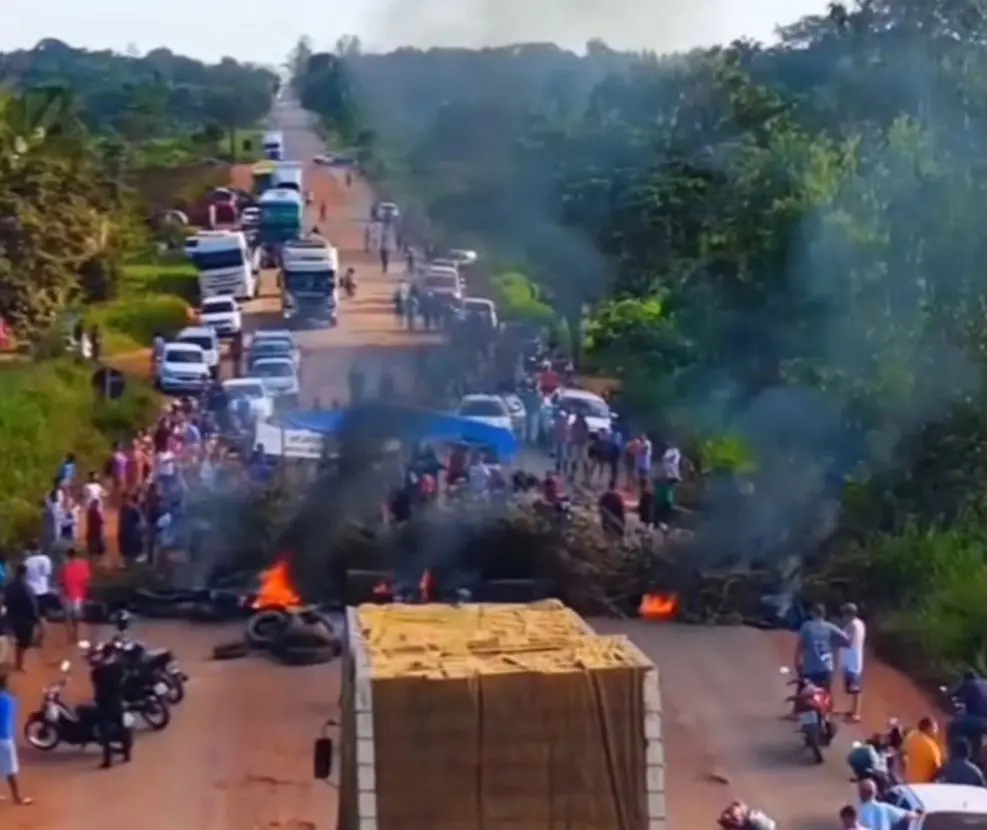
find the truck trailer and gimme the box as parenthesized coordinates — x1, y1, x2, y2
(319, 600, 667, 830)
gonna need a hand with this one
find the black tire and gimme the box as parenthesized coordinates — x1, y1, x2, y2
(212, 641, 250, 660)
(24, 714, 60, 751)
(140, 696, 171, 731)
(271, 640, 341, 666)
(804, 725, 824, 764)
(246, 609, 289, 648)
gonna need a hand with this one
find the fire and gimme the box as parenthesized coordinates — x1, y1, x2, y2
(639, 592, 679, 621)
(253, 560, 301, 609)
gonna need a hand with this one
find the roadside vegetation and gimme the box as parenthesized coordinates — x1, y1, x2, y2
(293, 2, 987, 683)
(0, 43, 276, 546)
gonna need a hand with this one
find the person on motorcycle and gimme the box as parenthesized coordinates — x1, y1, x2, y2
(87, 642, 132, 769)
(902, 716, 943, 783)
(947, 669, 987, 760)
(717, 800, 776, 830)
(793, 603, 852, 692)
(847, 736, 892, 791)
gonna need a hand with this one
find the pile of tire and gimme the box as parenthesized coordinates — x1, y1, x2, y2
(244, 606, 342, 666)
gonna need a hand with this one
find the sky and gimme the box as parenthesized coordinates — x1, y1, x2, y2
(0, 0, 830, 65)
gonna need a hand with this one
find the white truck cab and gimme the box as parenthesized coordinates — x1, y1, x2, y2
(190, 230, 257, 301)
(263, 130, 285, 160)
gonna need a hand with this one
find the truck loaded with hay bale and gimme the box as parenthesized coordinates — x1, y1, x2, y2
(315, 600, 665, 830)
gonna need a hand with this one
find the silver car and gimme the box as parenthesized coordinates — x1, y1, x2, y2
(248, 357, 300, 403)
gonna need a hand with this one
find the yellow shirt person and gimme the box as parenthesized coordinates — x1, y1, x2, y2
(903, 718, 943, 784)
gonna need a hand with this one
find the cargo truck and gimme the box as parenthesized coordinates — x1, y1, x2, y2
(190, 230, 258, 300)
(257, 188, 304, 247)
(263, 130, 285, 160)
(272, 161, 304, 195)
(279, 236, 339, 328)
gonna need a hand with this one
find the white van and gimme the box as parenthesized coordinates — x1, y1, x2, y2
(191, 230, 257, 301)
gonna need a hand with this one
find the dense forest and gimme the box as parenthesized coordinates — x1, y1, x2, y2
(295, 1, 987, 677)
(0, 40, 278, 163)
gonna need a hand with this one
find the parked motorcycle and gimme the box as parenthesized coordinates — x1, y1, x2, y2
(80, 639, 171, 731)
(782, 668, 837, 763)
(23, 660, 137, 752)
(112, 638, 188, 705)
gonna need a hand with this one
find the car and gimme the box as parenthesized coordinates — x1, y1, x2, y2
(175, 326, 220, 376)
(540, 388, 613, 437)
(222, 378, 274, 422)
(248, 357, 300, 402)
(198, 295, 242, 338)
(252, 329, 297, 345)
(247, 336, 300, 371)
(883, 782, 987, 827)
(499, 392, 526, 434)
(456, 394, 514, 433)
(156, 343, 211, 394)
(428, 258, 461, 273)
(461, 297, 498, 329)
(447, 249, 478, 265)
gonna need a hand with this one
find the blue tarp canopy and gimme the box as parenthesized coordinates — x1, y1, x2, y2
(284, 405, 519, 461)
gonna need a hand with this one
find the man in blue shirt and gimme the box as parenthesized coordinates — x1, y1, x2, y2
(948, 670, 987, 759)
(857, 779, 918, 830)
(795, 603, 852, 689)
(0, 672, 31, 804)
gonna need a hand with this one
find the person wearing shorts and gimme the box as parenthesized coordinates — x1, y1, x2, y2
(61, 547, 91, 644)
(795, 604, 851, 696)
(841, 602, 867, 722)
(0, 670, 32, 804)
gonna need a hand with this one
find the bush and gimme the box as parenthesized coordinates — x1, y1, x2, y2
(87, 294, 191, 355)
(492, 271, 554, 324)
(0, 360, 159, 546)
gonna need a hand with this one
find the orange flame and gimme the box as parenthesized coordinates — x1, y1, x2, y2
(639, 592, 679, 621)
(253, 560, 301, 609)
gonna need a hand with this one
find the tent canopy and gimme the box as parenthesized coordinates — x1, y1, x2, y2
(284, 404, 519, 461)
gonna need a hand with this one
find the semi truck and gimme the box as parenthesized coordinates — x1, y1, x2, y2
(263, 131, 285, 160)
(279, 236, 339, 328)
(190, 230, 258, 300)
(272, 161, 304, 194)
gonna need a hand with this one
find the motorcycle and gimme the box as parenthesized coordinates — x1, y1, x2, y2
(111, 637, 188, 705)
(81, 639, 171, 731)
(782, 668, 837, 763)
(847, 722, 904, 795)
(23, 660, 137, 752)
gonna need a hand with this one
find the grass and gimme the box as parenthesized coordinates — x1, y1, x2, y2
(0, 359, 159, 546)
(85, 256, 198, 356)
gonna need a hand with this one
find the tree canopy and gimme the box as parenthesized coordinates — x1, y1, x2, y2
(1, 40, 277, 155)
(293, 2, 987, 674)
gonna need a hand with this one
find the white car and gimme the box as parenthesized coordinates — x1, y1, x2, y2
(198, 295, 242, 338)
(883, 782, 987, 827)
(541, 388, 613, 437)
(175, 326, 220, 376)
(156, 343, 211, 394)
(248, 357, 300, 401)
(247, 335, 300, 371)
(222, 378, 274, 422)
(456, 394, 513, 433)
(447, 249, 478, 265)
(461, 297, 498, 329)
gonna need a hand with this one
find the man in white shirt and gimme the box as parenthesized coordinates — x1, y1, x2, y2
(467, 455, 491, 498)
(661, 443, 682, 482)
(82, 472, 105, 507)
(22, 543, 55, 623)
(841, 602, 867, 722)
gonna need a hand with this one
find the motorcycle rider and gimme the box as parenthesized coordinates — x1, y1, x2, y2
(88, 642, 132, 769)
(717, 800, 776, 830)
(846, 735, 893, 791)
(947, 669, 987, 760)
(793, 603, 851, 692)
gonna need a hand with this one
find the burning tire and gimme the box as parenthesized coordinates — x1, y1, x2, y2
(246, 609, 290, 648)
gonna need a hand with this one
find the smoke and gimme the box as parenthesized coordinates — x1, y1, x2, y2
(357, 0, 821, 53)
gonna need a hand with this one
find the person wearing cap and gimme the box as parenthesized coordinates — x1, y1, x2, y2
(841, 602, 867, 722)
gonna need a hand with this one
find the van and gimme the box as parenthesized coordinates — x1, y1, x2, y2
(422, 266, 463, 301)
(191, 230, 257, 300)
